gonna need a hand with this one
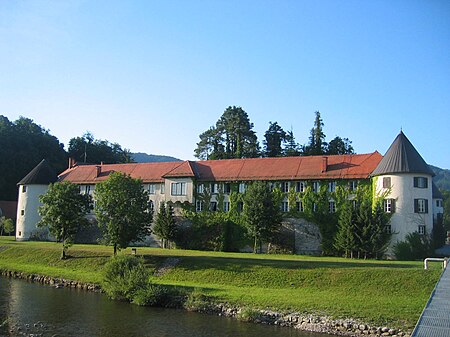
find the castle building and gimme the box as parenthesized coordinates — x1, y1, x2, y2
(15, 159, 58, 241)
(15, 132, 444, 253)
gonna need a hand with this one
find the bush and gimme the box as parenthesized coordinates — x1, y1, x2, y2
(102, 255, 149, 301)
(183, 289, 211, 312)
(393, 232, 433, 261)
(237, 307, 262, 322)
(132, 284, 171, 306)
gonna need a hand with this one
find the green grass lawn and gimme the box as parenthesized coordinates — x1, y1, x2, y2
(0, 236, 442, 329)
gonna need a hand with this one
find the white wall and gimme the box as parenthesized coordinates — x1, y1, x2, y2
(16, 184, 49, 241)
(374, 173, 433, 245)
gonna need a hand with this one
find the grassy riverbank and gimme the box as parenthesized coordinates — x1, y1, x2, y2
(0, 236, 441, 329)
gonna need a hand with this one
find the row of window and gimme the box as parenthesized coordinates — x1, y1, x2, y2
(196, 180, 358, 195)
(383, 198, 430, 214)
(382, 176, 429, 189)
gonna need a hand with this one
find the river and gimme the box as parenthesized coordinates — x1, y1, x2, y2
(0, 277, 329, 337)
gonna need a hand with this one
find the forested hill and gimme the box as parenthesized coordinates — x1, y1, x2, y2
(131, 153, 181, 163)
(431, 165, 450, 191)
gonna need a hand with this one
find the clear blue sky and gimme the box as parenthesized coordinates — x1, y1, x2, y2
(1, 0, 449, 168)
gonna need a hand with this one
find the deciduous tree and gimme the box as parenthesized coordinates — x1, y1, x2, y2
(38, 181, 92, 259)
(94, 172, 152, 255)
(243, 181, 282, 253)
(194, 106, 259, 159)
(327, 136, 354, 155)
(68, 132, 133, 164)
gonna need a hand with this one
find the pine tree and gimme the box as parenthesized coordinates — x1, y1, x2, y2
(153, 202, 177, 248)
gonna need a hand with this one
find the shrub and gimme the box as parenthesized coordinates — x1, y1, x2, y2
(183, 289, 211, 312)
(393, 232, 433, 261)
(132, 284, 171, 306)
(237, 307, 262, 322)
(102, 255, 149, 301)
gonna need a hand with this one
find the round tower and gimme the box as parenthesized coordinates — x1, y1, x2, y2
(16, 159, 58, 241)
(372, 131, 435, 245)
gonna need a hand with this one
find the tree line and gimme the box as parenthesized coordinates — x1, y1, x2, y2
(0, 116, 133, 201)
(194, 106, 354, 160)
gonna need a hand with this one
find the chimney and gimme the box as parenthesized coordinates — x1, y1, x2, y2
(322, 157, 328, 173)
(96, 165, 101, 178)
(68, 157, 75, 169)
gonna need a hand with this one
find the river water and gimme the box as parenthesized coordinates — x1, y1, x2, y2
(0, 277, 328, 337)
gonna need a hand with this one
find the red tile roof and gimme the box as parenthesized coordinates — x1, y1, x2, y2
(59, 162, 184, 184)
(59, 152, 382, 184)
(194, 152, 382, 181)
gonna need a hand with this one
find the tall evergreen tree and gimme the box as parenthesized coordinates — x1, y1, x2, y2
(153, 202, 177, 248)
(263, 122, 286, 157)
(284, 128, 301, 156)
(303, 111, 327, 155)
(334, 200, 357, 258)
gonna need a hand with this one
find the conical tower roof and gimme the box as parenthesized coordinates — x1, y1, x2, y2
(17, 159, 58, 185)
(372, 131, 434, 176)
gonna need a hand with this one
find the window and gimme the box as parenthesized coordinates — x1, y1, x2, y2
(296, 181, 306, 193)
(197, 184, 204, 194)
(281, 202, 289, 212)
(436, 200, 443, 207)
(352, 200, 358, 209)
(21, 209, 24, 216)
(22, 185, 27, 193)
(418, 225, 426, 235)
(148, 184, 156, 194)
(18, 231, 21, 236)
(237, 201, 244, 212)
(196, 201, 203, 212)
(413, 177, 428, 188)
(383, 199, 395, 213)
(328, 181, 336, 193)
(383, 177, 391, 189)
(329, 201, 336, 213)
(84, 185, 91, 194)
(281, 182, 290, 193)
(171, 182, 186, 196)
(160, 183, 165, 194)
(385, 225, 392, 234)
(210, 202, 217, 211)
(238, 183, 246, 193)
(223, 201, 230, 212)
(149, 200, 154, 212)
(414, 199, 428, 213)
(313, 203, 318, 212)
(312, 181, 320, 193)
(296, 200, 304, 212)
(349, 181, 358, 191)
(211, 183, 218, 194)
(223, 183, 231, 194)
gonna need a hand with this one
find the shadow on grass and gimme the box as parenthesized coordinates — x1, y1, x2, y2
(140, 252, 421, 277)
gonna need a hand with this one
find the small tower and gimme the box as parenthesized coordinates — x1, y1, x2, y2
(16, 159, 58, 241)
(372, 131, 435, 245)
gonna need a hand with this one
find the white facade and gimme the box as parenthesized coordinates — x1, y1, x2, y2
(374, 173, 433, 244)
(15, 184, 49, 241)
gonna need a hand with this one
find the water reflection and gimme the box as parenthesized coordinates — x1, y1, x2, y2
(0, 277, 328, 337)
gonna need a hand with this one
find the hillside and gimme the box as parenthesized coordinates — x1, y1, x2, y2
(431, 165, 450, 191)
(131, 152, 181, 163)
